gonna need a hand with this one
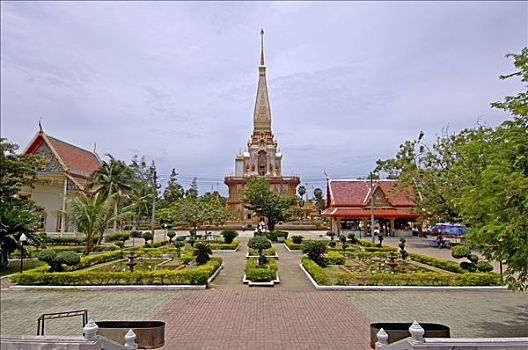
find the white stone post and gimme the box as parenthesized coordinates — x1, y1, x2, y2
(124, 328, 138, 350)
(375, 328, 389, 349)
(83, 319, 98, 341)
(409, 320, 425, 343)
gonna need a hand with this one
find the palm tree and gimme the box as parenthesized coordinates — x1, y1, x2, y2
(59, 192, 132, 254)
(89, 154, 133, 229)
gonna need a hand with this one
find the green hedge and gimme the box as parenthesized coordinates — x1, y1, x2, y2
(66, 251, 123, 271)
(301, 257, 329, 285)
(245, 259, 277, 282)
(409, 253, 464, 273)
(12, 258, 222, 286)
(43, 236, 86, 246)
(247, 247, 276, 256)
(266, 231, 289, 242)
(285, 239, 322, 250)
(209, 240, 240, 250)
(324, 251, 345, 265)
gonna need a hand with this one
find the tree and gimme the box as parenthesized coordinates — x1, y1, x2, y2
(302, 240, 328, 267)
(89, 154, 133, 229)
(244, 177, 294, 231)
(59, 191, 131, 254)
(38, 249, 80, 272)
(375, 48, 528, 290)
(297, 185, 306, 207)
(193, 242, 212, 265)
(185, 177, 199, 198)
(313, 188, 326, 215)
(248, 235, 271, 266)
(0, 138, 42, 271)
(163, 169, 184, 203)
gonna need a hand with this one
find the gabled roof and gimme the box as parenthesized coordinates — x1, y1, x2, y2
(327, 179, 415, 207)
(23, 129, 101, 179)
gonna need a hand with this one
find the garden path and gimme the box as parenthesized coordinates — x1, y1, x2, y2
(210, 237, 313, 291)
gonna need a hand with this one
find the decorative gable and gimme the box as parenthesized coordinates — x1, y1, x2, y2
(365, 187, 393, 208)
(34, 143, 63, 174)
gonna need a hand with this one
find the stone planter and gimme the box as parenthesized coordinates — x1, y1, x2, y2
(97, 320, 165, 349)
(369, 322, 450, 348)
(245, 252, 279, 259)
(242, 274, 280, 287)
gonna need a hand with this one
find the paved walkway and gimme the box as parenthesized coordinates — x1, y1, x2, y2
(2, 232, 527, 349)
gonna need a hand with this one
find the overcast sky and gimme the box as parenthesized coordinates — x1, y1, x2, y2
(1, 1, 526, 195)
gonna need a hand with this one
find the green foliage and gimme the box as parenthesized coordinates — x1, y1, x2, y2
(248, 235, 272, 265)
(193, 242, 212, 265)
(375, 48, 528, 290)
(313, 188, 326, 216)
(265, 230, 289, 242)
(451, 245, 472, 259)
(44, 236, 86, 246)
(0, 138, 42, 271)
(37, 249, 80, 272)
(167, 231, 176, 243)
(291, 235, 304, 244)
(221, 230, 238, 244)
(409, 253, 464, 273)
(347, 233, 358, 244)
(301, 257, 329, 285)
(302, 240, 328, 267)
(243, 177, 294, 231)
(105, 232, 129, 244)
(142, 232, 153, 245)
(163, 169, 184, 203)
(326, 231, 336, 240)
(208, 240, 239, 250)
(476, 261, 494, 273)
(245, 258, 277, 282)
(13, 258, 222, 286)
(399, 238, 409, 260)
(284, 239, 303, 250)
(324, 251, 345, 265)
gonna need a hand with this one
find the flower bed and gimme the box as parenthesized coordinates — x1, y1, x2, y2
(12, 257, 222, 286)
(300, 253, 503, 287)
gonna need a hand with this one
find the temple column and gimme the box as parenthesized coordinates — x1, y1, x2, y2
(60, 176, 67, 236)
(336, 218, 341, 235)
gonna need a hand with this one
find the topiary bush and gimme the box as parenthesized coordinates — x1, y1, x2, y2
(302, 240, 328, 267)
(142, 232, 153, 247)
(451, 245, 490, 271)
(248, 236, 272, 266)
(326, 231, 336, 241)
(347, 233, 358, 244)
(476, 261, 494, 272)
(37, 249, 80, 272)
(221, 230, 238, 244)
(167, 231, 176, 243)
(399, 238, 409, 260)
(291, 235, 304, 244)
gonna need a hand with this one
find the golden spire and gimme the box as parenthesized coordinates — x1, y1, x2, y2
(260, 28, 265, 66)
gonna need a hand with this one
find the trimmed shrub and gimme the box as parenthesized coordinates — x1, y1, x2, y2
(13, 258, 222, 286)
(37, 249, 80, 272)
(209, 240, 239, 250)
(302, 240, 328, 267)
(476, 261, 494, 272)
(167, 231, 176, 243)
(324, 251, 345, 265)
(43, 236, 86, 246)
(248, 236, 272, 265)
(265, 230, 289, 242)
(301, 257, 329, 285)
(291, 235, 303, 244)
(221, 230, 238, 244)
(409, 253, 464, 273)
(245, 259, 277, 282)
(451, 245, 472, 259)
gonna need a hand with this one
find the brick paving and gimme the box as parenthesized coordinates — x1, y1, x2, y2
(2, 231, 527, 349)
(155, 290, 370, 350)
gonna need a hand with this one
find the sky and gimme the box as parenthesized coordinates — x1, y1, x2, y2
(1, 1, 526, 196)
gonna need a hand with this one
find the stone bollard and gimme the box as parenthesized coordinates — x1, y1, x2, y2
(375, 328, 389, 349)
(124, 328, 138, 350)
(409, 320, 425, 343)
(83, 319, 98, 341)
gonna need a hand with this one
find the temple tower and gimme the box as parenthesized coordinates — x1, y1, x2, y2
(225, 30, 300, 223)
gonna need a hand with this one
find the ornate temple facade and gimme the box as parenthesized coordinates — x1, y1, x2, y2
(225, 30, 300, 222)
(20, 126, 102, 233)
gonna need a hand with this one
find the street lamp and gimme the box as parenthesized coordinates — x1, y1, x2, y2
(19, 233, 27, 273)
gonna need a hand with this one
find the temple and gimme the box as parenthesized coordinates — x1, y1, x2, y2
(321, 179, 419, 237)
(20, 125, 102, 233)
(224, 30, 300, 222)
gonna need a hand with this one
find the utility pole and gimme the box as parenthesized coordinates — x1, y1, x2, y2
(370, 172, 375, 243)
(150, 168, 158, 238)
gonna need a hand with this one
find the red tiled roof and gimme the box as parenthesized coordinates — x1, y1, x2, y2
(47, 136, 101, 176)
(24, 132, 101, 178)
(328, 179, 414, 207)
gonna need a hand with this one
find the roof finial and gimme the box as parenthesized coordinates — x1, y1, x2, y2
(260, 28, 265, 66)
(93, 142, 97, 153)
(38, 118, 43, 132)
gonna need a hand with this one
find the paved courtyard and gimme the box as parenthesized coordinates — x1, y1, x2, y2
(1, 232, 527, 349)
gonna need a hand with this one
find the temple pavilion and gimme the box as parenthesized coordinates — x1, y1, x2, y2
(321, 178, 420, 237)
(224, 30, 300, 223)
(20, 125, 101, 233)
